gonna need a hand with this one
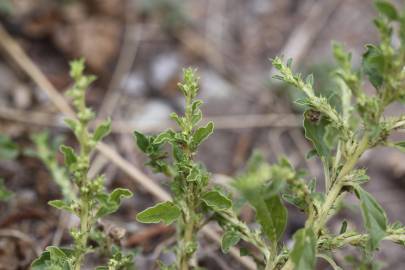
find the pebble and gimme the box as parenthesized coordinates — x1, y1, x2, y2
(122, 71, 147, 97)
(150, 53, 181, 90)
(131, 100, 173, 127)
(199, 70, 232, 100)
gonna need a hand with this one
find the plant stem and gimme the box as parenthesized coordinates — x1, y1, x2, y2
(180, 218, 196, 270)
(279, 135, 369, 270)
(74, 198, 90, 270)
(73, 117, 92, 270)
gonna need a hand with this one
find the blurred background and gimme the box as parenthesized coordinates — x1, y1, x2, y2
(0, 0, 405, 269)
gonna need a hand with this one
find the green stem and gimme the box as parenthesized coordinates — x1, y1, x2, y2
(220, 210, 269, 259)
(179, 218, 196, 270)
(73, 119, 92, 270)
(280, 136, 369, 270)
(74, 199, 89, 270)
(314, 135, 368, 232)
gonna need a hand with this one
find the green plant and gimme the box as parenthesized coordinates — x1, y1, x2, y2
(31, 59, 133, 270)
(135, 68, 244, 269)
(221, 1, 405, 269)
(129, 1, 405, 269)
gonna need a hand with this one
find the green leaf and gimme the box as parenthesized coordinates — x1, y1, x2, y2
(170, 112, 185, 129)
(110, 188, 133, 203)
(264, 195, 288, 240)
(154, 129, 175, 144)
(0, 134, 18, 160)
(31, 246, 74, 270)
(31, 251, 51, 270)
(0, 178, 13, 201)
(136, 201, 181, 225)
(290, 228, 316, 270)
(246, 194, 287, 242)
(221, 230, 241, 253)
(96, 188, 133, 218)
(234, 155, 289, 242)
(362, 44, 384, 89)
(354, 185, 387, 251)
(172, 144, 185, 162)
(201, 190, 232, 211)
(192, 121, 214, 148)
(134, 131, 150, 153)
(186, 166, 202, 182)
(303, 110, 330, 158)
(93, 119, 111, 142)
(191, 100, 203, 125)
(375, 1, 398, 20)
(60, 145, 77, 168)
(48, 200, 75, 214)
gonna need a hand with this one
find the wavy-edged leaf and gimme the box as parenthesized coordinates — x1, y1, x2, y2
(192, 121, 214, 148)
(202, 190, 232, 211)
(96, 188, 133, 218)
(48, 200, 75, 214)
(136, 201, 181, 225)
(154, 129, 175, 145)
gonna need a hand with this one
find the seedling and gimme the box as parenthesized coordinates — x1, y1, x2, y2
(31, 59, 133, 270)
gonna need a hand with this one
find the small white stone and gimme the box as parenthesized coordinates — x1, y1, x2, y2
(199, 70, 232, 100)
(132, 100, 173, 127)
(150, 53, 181, 89)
